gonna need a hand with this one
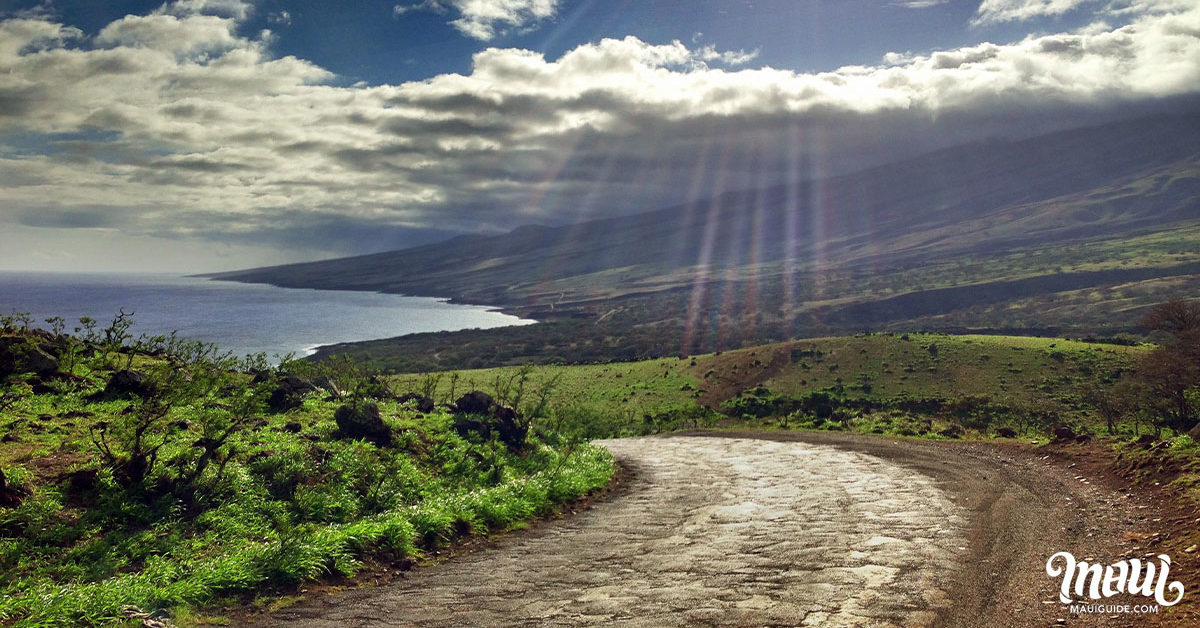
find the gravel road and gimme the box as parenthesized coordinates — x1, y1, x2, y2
(254, 432, 1155, 627)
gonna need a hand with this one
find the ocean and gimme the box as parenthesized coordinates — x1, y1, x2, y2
(0, 272, 533, 359)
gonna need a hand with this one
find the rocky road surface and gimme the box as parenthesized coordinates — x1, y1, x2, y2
(255, 432, 1156, 627)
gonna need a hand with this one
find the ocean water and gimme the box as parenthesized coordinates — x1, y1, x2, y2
(0, 272, 533, 359)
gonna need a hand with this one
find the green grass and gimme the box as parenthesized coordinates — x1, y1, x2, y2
(763, 333, 1142, 406)
(0, 333, 614, 627)
(390, 358, 711, 439)
(387, 333, 1149, 441)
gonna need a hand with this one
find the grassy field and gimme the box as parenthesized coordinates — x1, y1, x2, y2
(0, 329, 612, 627)
(390, 333, 1151, 441)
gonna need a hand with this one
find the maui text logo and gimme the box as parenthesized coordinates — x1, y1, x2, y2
(1045, 551, 1184, 613)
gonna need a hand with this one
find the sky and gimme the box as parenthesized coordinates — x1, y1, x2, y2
(0, 0, 1198, 272)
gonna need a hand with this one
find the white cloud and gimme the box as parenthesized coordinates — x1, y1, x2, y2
(972, 0, 1096, 25)
(96, 13, 241, 57)
(0, 2, 1198, 262)
(158, 0, 253, 20)
(896, 1, 951, 8)
(394, 0, 560, 40)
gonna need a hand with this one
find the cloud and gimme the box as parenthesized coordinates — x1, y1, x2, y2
(896, 1, 951, 8)
(158, 0, 253, 20)
(0, 2, 1198, 264)
(972, 0, 1096, 25)
(394, 0, 560, 40)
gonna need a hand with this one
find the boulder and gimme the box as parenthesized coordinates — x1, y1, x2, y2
(451, 391, 527, 450)
(452, 415, 492, 440)
(453, 391, 495, 415)
(398, 393, 435, 413)
(0, 353, 12, 380)
(1052, 425, 1077, 442)
(1188, 423, 1200, 442)
(97, 369, 157, 400)
(995, 427, 1018, 439)
(333, 402, 391, 446)
(24, 347, 59, 375)
(0, 469, 28, 508)
(492, 404, 527, 448)
(938, 424, 964, 439)
(0, 338, 59, 376)
(268, 376, 316, 413)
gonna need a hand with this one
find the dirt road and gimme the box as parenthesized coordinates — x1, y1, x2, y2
(254, 432, 1161, 627)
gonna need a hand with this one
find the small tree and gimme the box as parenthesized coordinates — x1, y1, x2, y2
(1136, 299, 1200, 435)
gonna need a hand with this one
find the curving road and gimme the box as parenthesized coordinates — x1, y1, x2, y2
(255, 432, 1153, 627)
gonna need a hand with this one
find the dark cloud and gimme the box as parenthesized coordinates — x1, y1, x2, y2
(0, 2, 1199, 267)
(17, 207, 121, 229)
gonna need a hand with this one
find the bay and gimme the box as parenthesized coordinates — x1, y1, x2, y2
(0, 271, 533, 359)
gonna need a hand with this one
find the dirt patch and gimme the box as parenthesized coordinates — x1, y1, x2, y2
(1040, 438, 1200, 624)
(691, 342, 797, 410)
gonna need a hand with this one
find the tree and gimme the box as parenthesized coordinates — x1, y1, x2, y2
(1136, 299, 1200, 434)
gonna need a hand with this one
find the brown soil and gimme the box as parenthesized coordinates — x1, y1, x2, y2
(691, 341, 797, 410)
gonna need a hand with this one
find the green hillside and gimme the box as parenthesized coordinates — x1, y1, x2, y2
(0, 328, 612, 626)
(390, 333, 1148, 440)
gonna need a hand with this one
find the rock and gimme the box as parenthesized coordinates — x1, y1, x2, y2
(938, 424, 964, 439)
(1135, 434, 1158, 448)
(453, 391, 495, 416)
(0, 469, 28, 508)
(0, 337, 58, 375)
(1185, 544, 1198, 553)
(66, 468, 99, 495)
(18, 346, 58, 376)
(450, 391, 527, 450)
(1188, 423, 1200, 442)
(453, 415, 492, 440)
(282, 421, 303, 433)
(398, 393, 435, 413)
(492, 404, 527, 449)
(0, 347, 13, 379)
(1052, 426, 1076, 442)
(1074, 433, 1093, 444)
(99, 369, 158, 400)
(334, 402, 392, 446)
(995, 427, 1018, 438)
(268, 376, 316, 413)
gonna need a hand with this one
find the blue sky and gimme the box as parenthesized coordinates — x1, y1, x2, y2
(0, 0, 1197, 271)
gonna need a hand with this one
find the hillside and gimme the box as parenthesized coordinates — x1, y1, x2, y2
(0, 328, 612, 626)
(212, 113, 1200, 370)
(388, 333, 1146, 439)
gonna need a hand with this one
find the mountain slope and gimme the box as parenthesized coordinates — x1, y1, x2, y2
(212, 113, 1200, 309)
(211, 113, 1200, 369)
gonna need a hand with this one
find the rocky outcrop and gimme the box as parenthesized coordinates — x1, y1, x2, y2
(451, 391, 527, 450)
(397, 393, 435, 413)
(268, 376, 316, 413)
(95, 369, 158, 400)
(333, 402, 392, 446)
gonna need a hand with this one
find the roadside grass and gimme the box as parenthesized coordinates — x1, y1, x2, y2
(390, 358, 712, 438)
(0, 333, 613, 627)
